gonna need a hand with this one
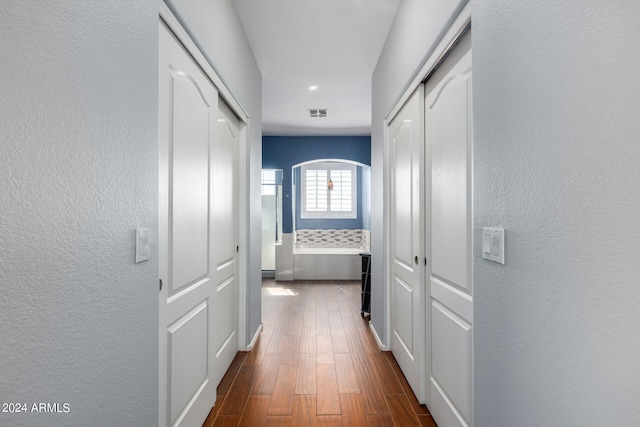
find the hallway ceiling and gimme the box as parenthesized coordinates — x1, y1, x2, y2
(232, 0, 400, 136)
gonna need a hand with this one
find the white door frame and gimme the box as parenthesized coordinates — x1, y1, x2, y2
(382, 0, 472, 409)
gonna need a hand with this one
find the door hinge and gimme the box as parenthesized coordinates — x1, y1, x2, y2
(424, 257, 428, 266)
(236, 245, 239, 253)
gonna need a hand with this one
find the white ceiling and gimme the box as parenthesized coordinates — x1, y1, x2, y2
(232, 0, 401, 136)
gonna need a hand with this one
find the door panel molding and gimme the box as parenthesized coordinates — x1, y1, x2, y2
(168, 301, 209, 425)
(431, 278, 472, 323)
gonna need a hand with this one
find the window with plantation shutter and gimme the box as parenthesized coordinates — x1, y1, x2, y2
(301, 163, 357, 219)
(304, 169, 328, 212)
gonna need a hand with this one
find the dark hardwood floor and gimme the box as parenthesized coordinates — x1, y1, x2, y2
(203, 279, 436, 427)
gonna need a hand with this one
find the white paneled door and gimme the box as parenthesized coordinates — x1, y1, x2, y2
(159, 21, 239, 427)
(389, 87, 426, 404)
(212, 99, 240, 388)
(425, 31, 473, 427)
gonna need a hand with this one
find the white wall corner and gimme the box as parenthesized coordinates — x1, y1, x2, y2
(245, 322, 263, 351)
(369, 321, 389, 351)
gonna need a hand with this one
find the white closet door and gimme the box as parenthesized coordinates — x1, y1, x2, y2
(211, 99, 240, 388)
(159, 21, 217, 427)
(389, 87, 427, 403)
(426, 31, 473, 427)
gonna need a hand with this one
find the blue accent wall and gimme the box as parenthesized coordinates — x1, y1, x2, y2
(262, 136, 371, 233)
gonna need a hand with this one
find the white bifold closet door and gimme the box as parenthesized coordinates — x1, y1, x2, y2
(158, 20, 239, 427)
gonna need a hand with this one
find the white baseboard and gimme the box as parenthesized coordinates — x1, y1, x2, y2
(245, 322, 263, 351)
(369, 321, 389, 350)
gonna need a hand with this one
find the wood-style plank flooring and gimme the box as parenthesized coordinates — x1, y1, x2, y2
(203, 279, 436, 427)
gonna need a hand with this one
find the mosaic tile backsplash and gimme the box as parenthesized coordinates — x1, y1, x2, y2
(295, 229, 370, 251)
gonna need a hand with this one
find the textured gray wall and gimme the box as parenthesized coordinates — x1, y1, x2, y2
(373, 0, 640, 424)
(0, 1, 159, 426)
(473, 1, 640, 424)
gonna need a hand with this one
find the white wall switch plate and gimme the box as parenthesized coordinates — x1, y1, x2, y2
(136, 227, 150, 263)
(482, 226, 505, 264)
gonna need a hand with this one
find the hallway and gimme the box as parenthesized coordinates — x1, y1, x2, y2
(203, 280, 436, 426)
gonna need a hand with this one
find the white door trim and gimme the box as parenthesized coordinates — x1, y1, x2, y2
(159, 1, 251, 351)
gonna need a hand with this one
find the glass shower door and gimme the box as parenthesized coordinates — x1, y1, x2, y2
(261, 169, 282, 272)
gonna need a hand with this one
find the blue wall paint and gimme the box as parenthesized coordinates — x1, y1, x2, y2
(263, 136, 371, 233)
(294, 166, 366, 230)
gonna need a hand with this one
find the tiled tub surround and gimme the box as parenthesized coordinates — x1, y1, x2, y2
(291, 229, 370, 280)
(294, 229, 370, 251)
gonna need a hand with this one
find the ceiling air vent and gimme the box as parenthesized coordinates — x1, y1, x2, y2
(308, 108, 327, 118)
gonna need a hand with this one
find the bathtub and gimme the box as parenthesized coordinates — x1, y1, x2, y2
(293, 246, 363, 280)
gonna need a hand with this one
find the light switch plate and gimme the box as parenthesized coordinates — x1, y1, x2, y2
(136, 227, 150, 263)
(482, 226, 505, 264)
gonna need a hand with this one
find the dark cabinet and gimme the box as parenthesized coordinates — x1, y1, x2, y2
(360, 252, 371, 316)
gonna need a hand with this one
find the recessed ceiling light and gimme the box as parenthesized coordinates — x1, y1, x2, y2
(308, 85, 318, 91)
